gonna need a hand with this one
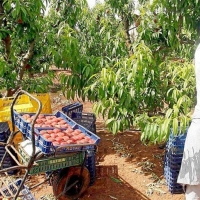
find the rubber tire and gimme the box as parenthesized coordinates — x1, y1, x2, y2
(53, 166, 90, 200)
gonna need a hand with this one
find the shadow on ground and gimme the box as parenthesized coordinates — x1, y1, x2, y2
(96, 130, 166, 180)
(80, 164, 151, 200)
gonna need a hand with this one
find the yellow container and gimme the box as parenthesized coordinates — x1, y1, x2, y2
(30, 93, 52, 114)
(0, 95, 34, 122)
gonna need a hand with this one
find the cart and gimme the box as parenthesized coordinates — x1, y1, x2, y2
(0, 90, 100, 200)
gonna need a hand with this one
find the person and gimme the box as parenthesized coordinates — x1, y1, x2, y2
(177, 43, 200, 199)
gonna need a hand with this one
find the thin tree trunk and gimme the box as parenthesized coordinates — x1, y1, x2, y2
(17, 40, 35, 81)
(0, 1, 4, 26)
(122, 14, 133, 56)
(0, 1, 11, 61)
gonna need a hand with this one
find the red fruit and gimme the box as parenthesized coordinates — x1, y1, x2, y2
(71, 136, 79, 141)
(72, 131, 79, 136)
(63, 136, 70, 141)
(60, 124, 68, 128)
(53, 128, 61, 133)
(55, 137, 63, 143)
(66, 140, 74, 144)
(84, 136, 91, 141)
(60, 141, 68, 145)
(47, 137, 55, 142)
(25, 64, 31, 70)
(74, 129, 82, 134)
(52, 122, 58, 126)
(50, 133, 57, 139)
(22, 114, 30, 120)
(45, 121, 52, 125)
(47, 130, 53, 134)
(88, 139, 95, 144)
(58, 120, 66, 125)
(26, 118, 32, 123)
(52, 118, 59, 123)
(53, 141, 59, 146)
(36, 119, 43, 123)
(38, 114, 45, 118)
(40, 130, 47, 135)
(17, 18, 23, 24)
(55, 125, 61, 128)
(57, 132, 65, 137)
(76, 134, 84, 140)
(68, 128, 73, 132)
(34, 124, 41, 127)
(79, 133, 85, 138)
(43, 134, 50, 139)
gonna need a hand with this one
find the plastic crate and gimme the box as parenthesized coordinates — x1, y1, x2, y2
(18, 145, 86, 175)
(165, 152, 183, 163)
(85, 150, 96, 186)
(167, 183, 184, 194)
(166, 142, 185, 155)
(30, 93, 52, 114)
(0, 178, 36, 199)
(33, 124, 100, 154)
(62, 103, 83, 118)
(0, 121, 10, 142)
(164, 165, 184, 194)
(0, 95, 33, 123)
(13, 110, 77, 135)
(168, 128, 187, 145)
(163, 128, 187, 194)
(71, 112, 96, 134)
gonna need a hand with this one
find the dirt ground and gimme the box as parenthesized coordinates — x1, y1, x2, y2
(26, 91, 185, 200)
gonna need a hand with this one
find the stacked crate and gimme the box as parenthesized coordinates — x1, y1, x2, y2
(85, 150, 96, 186)
(0, 178, 36, 200)
(164, 129, 187, 194)
(62, 103, 97, 185)
(0, 122, 17, 175)
(62, 102, 96, 134)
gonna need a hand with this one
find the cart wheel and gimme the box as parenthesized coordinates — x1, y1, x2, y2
(53, 166, 90, 200)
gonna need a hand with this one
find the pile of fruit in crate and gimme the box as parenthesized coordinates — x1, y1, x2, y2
(13, 108, 100, 154)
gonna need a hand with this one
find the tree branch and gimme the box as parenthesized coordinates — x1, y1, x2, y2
(17, 40, 35, 81)
(122, 14, 133, 56)
(0, 1, 4, 26)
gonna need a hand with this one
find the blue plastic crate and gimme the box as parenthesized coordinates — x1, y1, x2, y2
(62, 102, 83, 118)
(0, 122, 10, 142)
(168, 128, 187, 144)
(0, 178, 36, 199)
(0, 155, 15, 162)
(85, 150, 96, 186)
(71, 112, 96, 134)
(34, 125, 100, 154)
(166, 142, 185, 155)
(165, 152, 183, 163)
(14, 110, 77, 136)
(164, 165, 180, 182)
(168, 184, 183, 194)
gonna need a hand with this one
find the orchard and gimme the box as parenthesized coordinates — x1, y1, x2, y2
(0, 0, 200, 144)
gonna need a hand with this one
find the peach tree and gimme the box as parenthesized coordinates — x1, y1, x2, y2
(83, 0, 199, 143)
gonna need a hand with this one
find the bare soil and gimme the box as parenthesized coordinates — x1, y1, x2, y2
(27, 91, 185, 200)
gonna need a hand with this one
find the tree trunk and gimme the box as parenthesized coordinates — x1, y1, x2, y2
(122, 14, 133, 56)
(0, 1, 4, 26)
(5, 87, 20, 97)
(18, 40, 35, 81)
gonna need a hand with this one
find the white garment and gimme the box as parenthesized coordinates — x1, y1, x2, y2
(177, 119, 200, 185)
(192, 43, 200, 118)
(185, 184, 200, 200)
(177, 44, 200, 185)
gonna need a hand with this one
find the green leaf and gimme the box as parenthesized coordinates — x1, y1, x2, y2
(110, 176, 122, 183)
(172, 118, 178, 135)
